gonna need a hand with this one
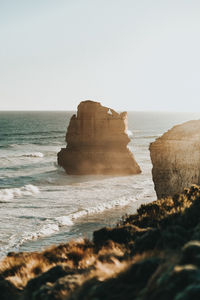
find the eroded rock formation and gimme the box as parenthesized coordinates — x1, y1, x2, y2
(150, 120, 200, 198)
(57, 100, 141, 175)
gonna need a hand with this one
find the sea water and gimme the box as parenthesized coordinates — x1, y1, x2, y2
(0, 111, 200, 257)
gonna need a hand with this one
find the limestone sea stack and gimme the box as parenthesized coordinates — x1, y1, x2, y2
(150, 120, 200, 199)
(57, 100, 141, 175)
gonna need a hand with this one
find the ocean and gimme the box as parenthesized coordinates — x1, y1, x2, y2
(0, 111, 200, 258)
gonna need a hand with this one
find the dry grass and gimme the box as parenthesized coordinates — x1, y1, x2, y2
(121, 185, 200, 229)
(0, 252, 54, 289)
(1, 185, 200, 299)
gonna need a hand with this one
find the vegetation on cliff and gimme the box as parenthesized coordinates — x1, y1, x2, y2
(1, 185, 200, 299)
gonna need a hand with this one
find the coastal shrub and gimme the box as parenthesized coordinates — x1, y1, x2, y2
(175, 285, 200, 300)
(1, 185, 200, 299)
(0, 279, 21, 300)
(23, 267, 86, 300)
(71, 257, 161, 300)
(148, 265, 200, 300)
(180, 241, 200, 266)
(93, 225, 148, 247)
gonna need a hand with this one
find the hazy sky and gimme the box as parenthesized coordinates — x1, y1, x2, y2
(0, 0, 200, 111)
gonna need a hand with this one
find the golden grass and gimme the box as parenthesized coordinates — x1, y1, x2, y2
(1, 185, 200, 299)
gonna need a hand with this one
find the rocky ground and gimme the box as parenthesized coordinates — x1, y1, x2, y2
(1, 185, 200, 299)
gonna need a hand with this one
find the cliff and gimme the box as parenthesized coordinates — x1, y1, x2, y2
(57, 100, 141, 175)
(2, 185, 200, 300)
(150, 120, 200, 198)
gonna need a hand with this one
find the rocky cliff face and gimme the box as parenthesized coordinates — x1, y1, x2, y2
(150, 120, 200, 198)
(57, 100, 141, 175)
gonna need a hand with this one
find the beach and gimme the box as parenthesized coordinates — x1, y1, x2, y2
(0, 111, 200, 257)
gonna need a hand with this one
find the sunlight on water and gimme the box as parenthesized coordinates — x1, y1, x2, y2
(0, 111, 200, 256)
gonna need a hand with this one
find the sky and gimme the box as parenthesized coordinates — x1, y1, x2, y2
(0, 0, 200, 112)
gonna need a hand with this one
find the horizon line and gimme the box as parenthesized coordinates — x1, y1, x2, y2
(0, 109, 200, 114)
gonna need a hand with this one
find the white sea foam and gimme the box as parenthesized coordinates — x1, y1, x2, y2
(0, 193, 137, 255)
(47, 194, 137, 234)
(22, 152, 44, 158)
(0, 223, 60, 256)
(55, 194, 136, 226)
(56, 216, 74, 226)
(31, 223, 60, 238)
(0, 184, 40, 201)
(126, 129, 133, 137)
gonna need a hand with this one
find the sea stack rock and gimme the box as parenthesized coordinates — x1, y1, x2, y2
(150, 120, 200, 199)
(57, 100, 141, 175)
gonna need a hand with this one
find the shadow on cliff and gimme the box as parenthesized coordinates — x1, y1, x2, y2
(2, 185, 200, 299)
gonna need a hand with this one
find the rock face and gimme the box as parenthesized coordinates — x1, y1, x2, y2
(150, 120, 200, 198)
(57, 100, 141, 175)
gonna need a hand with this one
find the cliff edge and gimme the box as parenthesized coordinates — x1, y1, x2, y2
(57, 100, 141, 175)
(2, 185, 200, 300)
(150, 120, 200, 198)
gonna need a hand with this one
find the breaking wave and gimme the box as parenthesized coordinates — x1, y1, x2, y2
(56, 195, 136, 225)
(35, 195, 136, 236)
(1, 130, 64, 137)
(126, 130, 133, 137)
(1, 193, 137, 255)
(21, 152, 44, 158)
(0, 184, 40, 201)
